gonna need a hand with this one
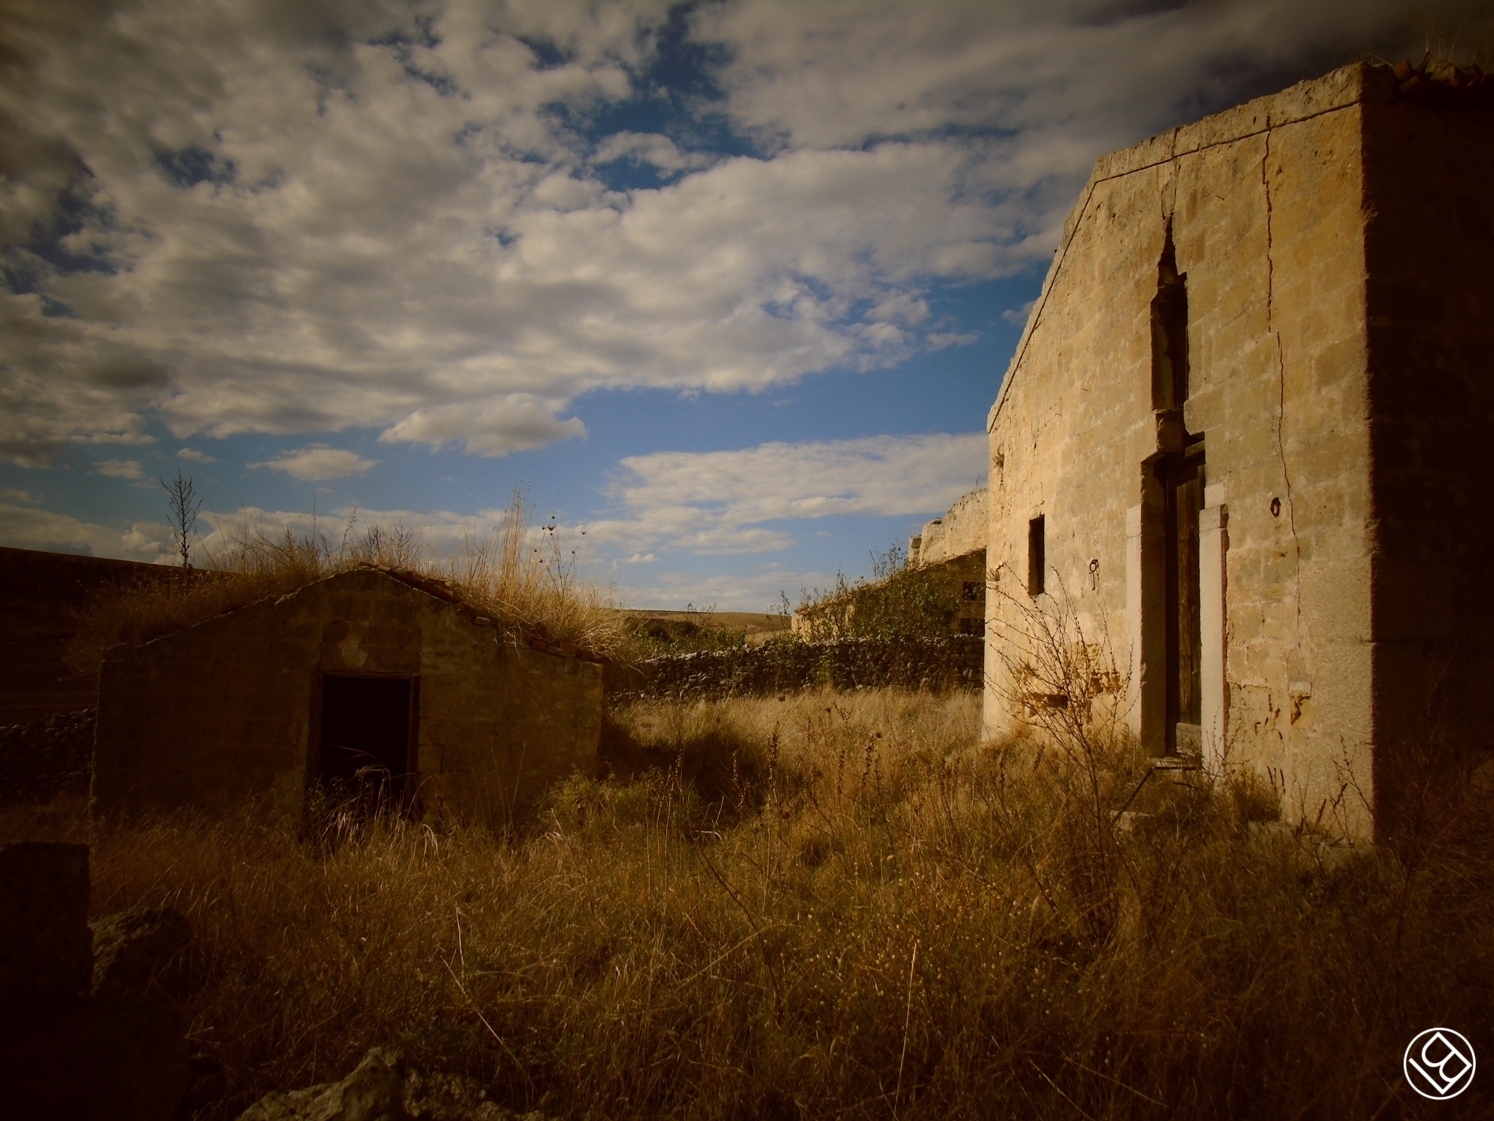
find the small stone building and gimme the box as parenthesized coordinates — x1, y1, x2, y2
(984, 63, 1494, 839)
(92, 567, 603, 825)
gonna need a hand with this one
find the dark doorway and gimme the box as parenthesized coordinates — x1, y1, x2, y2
(1159, 442, 1205, 755)
(316, 675, 416, 811)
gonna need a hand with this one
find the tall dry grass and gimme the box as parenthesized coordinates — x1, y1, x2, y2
(13, 689, 1490, 1120)
(68, 490, 623, 678)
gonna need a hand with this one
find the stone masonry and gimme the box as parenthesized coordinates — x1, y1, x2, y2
(93, 567, 604, 826)
(984, 63, 1494, 840)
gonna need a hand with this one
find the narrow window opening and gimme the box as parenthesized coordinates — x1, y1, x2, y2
(1159, 443, 1205, 755)
(1151, 224, 1189, 413)
(1027, 515, 1046, 597)
(316, 674, 417, 813)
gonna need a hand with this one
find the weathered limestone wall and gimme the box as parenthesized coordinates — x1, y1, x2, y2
(986, 65, 1395, 837)
(92, 569, 602, 824)
(1363, 97, 1494, 819)
(911, 488, 988, 567)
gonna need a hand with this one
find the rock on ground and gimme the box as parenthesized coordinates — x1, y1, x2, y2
(236, 1048, 552, 1121)
(91, 903, 193, 996)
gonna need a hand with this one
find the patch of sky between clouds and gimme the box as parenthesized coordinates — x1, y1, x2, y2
(560, 2, 761, 192)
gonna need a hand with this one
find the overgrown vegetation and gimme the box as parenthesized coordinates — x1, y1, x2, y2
(623, 634, 984, 701)
(68, 490, 623, 677)
(619, 608, 755, 660)
(8, 685, 1489, 1120)
(796, 544, 960, 641)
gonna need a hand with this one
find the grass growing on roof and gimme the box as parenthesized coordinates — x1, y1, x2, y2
(67, 489, 624, 677)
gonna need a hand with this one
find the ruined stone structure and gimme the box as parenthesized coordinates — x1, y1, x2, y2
(908, 487, 988, 636)
(0, 545, 198, 725)
(908, 487, 988, 568)
(984, 63, 1494, 839)
(93, 567, 603, 825)
(793, 486, 988, 641)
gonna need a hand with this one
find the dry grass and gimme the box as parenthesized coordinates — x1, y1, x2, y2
(68, 491, 624, 677)
(10, 689, 1492, 1120)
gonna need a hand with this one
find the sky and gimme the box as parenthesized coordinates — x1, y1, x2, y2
(0, 0, 1483, 610)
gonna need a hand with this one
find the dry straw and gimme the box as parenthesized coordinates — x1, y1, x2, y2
(10, 686, 1489, 1120)
(67, 489, 624, 678)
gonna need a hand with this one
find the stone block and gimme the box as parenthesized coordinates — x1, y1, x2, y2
(0, 841, 92, 1001)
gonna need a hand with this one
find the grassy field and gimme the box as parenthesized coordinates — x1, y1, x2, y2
(6, 688, 1491, 1120)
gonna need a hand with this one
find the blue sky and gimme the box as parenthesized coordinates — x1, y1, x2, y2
(0, 0, 1474, 609)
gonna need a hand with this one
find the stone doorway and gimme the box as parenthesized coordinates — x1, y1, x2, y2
(315, 674, 417, 811)
(1159, 442, 1205, 756)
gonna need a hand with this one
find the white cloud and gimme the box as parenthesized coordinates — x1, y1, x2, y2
(93, 459, 146, 479)
(0, 502, 165, 561)
(614, 566, 839, 613)
(1002, 299, 1037, 325)
(586, 432, 986, 556)
(0, 488, 39, 504)
(379, 395, 585, 457)
(176, 448, 216, 463)
(592, 131, 715, 173)
(250, 445, 379, 481)
(695, 0, 1439, 151)
(0, 0, 1463, 467)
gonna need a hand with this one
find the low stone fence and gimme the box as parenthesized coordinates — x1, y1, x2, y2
(615, 635, 985, 702)
(0, 709, 95, 805)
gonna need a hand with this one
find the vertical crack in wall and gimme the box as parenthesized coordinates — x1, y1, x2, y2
(1261, 123, 1304, 647)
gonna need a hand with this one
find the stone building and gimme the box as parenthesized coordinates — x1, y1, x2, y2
(93, 567, 603, 825)
(984, 63, 1494, 839)
(908, 487, 988, 636)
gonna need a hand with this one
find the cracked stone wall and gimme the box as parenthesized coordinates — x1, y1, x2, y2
(983, 64, 1494, 839)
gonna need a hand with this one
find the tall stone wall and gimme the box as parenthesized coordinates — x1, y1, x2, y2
(985, 65, 1393, 837)
(1362, 96, 1494, 820)
(93, 569, 602, 825)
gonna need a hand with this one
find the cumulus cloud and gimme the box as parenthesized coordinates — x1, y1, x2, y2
(1002, 299, 1037, 326)
(250, 445, 379, 481)
(93, 459, 146, 479)
(592, 131, 716, 173)
(586, 432, 986, 556)
(614, 565, 839, 613)
(176, 448, 216, 463)
(0, 502, 165, 560)
(379, 395, 585, 456)
(0, 0, 1469, 468)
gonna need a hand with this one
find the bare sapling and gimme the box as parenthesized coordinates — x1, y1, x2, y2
(161, 469, 203, 568)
